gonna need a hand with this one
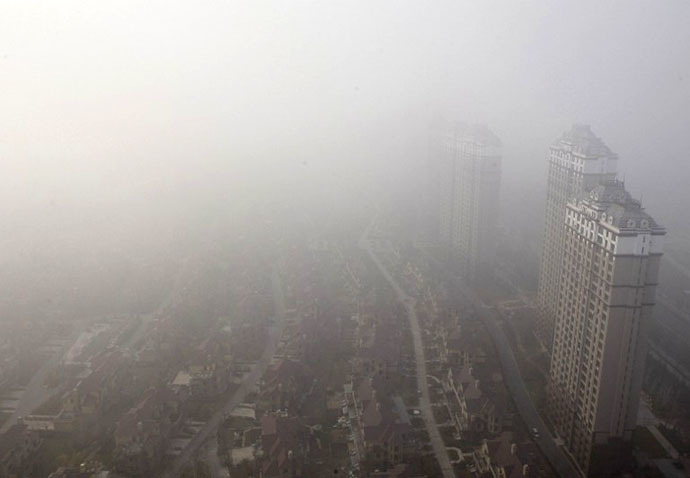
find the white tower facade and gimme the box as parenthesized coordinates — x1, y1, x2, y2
(548, 181, 665, 472)
(537, 125, 618, 348)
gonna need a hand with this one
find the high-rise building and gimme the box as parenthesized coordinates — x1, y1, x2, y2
(435, 122, 502, 280)
(547, 180, 665, 473)
(422, 117, 449, 244)
(537, 125, 618, 348)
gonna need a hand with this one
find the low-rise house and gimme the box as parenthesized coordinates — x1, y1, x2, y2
(57, 348, 133, 441)
(113, 387, 185, 477)
(446, 364, 508, 442)
(440, 324, 487, 367)
(472, 432, 534, 478)
(325, 388, 346, 424)
(258, 359, 311, 415)
(348, 376, 415, 471)
(47, 461, 110, 478)
(0, 424, 41, 478)
(63, 348, 130, 419)
(259, 413, 309, 478)
(22, 414, 57, 433)
(360, 401, 412, 470)
(170, 362, 228, 399)
(356, 324, 402, 380)
(338, 315, 358, 349)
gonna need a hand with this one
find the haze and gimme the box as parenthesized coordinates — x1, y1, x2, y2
(1, 2, 690, 478)
(3, 2, 689, 216)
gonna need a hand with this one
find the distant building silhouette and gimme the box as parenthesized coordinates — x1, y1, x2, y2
(431, 121, 502, 280)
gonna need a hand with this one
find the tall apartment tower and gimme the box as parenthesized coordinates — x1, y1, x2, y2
(548, 181, 665, 473)
(537, 125, 618, 348)
(436, 122, 502, 279)
(423, 117, 448, 244)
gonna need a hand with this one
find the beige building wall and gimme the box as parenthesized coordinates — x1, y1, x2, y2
(547, 181, 664, 473)
(537, 125, 617, 350)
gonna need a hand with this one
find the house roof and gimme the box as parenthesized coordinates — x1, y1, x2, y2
(260, 414, 307, 477)
(264, 359, 307, 387)
(484, 432, 529, 478)
(0, 424, 29, 459)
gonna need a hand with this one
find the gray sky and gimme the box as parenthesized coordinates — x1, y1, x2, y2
(2, 1, 689, 237)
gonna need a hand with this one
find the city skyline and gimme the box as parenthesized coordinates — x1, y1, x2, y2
(1, 3, 689, 477)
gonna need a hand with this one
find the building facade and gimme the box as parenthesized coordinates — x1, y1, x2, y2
(436, 122, 502, 280)
(422, 117, 448, 243)
(547, 181, 665, 473)
(536, 125, 618, 348)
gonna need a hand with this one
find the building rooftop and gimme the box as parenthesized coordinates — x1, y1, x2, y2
(555, 124, 616, 158)
(453, 122, 502, 147)
(578, 180, 664, 232)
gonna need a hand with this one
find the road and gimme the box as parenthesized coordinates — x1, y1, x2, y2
(655, 297, 690, 348)
(647, 424, 680, 460)
(645, 297, 690, 388)
(360, 218, 456, 478)
(423, 251, 582, 478)
(205, 439, 230, 478)
(477, 303, 582, 478)
(162, 264, 288, 478)
(648, 342, 690, 388)
(663, 251, 690, 283)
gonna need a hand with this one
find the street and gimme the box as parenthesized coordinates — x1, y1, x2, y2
(477, 303, 582, 478)
(360, 217, 456, 478)
(423, 249, 582, 478)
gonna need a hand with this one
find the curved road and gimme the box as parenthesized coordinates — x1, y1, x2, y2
(360, 220, 455, 478)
